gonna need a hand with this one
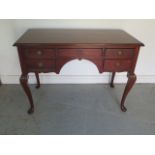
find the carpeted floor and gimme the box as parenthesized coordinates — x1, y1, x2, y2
(0, 84, 155, 134)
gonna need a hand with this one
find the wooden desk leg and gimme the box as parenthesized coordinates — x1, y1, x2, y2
(110, 72, 115, 88)
(35, 72, 40, 89)
(20, 74, 34, 114)
(120, 73, 136, 112)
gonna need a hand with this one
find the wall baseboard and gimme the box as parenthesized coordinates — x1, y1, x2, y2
(1, 74, 155, 84)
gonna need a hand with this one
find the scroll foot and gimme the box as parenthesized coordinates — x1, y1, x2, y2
(35, 85, 40, 89)
(110, 83, 115, 88)
(27, 106, 34, 114)
(121, 105, 127, 112)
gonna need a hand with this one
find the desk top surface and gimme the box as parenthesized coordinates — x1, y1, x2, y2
(14, 29, 144, 46)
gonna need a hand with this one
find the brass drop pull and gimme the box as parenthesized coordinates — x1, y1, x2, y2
(116, 62, 121, 67)
(38, 62, 44, 68)
(37, 50, 42, 55)
(118, 50, 122, 55)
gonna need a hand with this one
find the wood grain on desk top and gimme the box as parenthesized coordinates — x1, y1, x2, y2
(14, 29, 144, 46)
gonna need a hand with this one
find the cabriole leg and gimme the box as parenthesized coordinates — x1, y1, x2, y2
(110, 72, 116, 88)
(120, 73, 136, 112)
(20, 74, 34, 114)
(35, 72, 40, 89)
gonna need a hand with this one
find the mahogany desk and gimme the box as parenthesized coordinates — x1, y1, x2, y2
(13, 29, 144, 114)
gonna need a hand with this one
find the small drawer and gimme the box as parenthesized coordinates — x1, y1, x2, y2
(105, 49, 134, 59)
(58, 49, 102, 59)
(26, 59, 55, 72)
(104, 60, 132, 72)
(23, 49, 55, 59)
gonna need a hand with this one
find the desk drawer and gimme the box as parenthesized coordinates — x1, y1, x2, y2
(23, 49, 55, 59)
(105, 49, 134, 59)
(104, 60, 132, 72)
(26, 59, 55, 71)
(58, 49, 102, 59)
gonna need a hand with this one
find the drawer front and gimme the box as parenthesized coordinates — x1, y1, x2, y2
(23, 49, 55, 59)
(58, 49, 102, 59)
(104, 60, 132, 72)
(26, 59, 55, 72)
(105, 49, 134, 59)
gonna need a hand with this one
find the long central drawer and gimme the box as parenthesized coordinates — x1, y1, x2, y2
(57, 49, 103, 59)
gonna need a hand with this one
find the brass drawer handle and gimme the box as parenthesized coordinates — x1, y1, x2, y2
(116, 62, 121, 67)
(38, 62, 44, 68)
(118, 50, 123, 55)
(37, 50, 42, 55)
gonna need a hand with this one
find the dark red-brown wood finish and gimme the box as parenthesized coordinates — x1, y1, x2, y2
(14, 29, 144, 114)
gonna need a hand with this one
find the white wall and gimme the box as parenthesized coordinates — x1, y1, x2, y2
(0, 19, 155, 84)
